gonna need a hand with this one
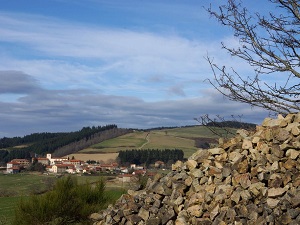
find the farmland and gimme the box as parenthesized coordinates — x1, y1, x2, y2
(68, 125, 236, 161)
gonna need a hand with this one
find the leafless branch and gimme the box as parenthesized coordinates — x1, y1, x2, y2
(206, 0, 300, 114)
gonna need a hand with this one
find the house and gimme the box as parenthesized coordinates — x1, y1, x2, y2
(47, 154, 68, 165)
(6, 161, 21, 174)
(132, 169, 146, 176)
(11, 159, 30, 167)
(36, 157, 50, 166)
(98, 163, 118, 171)
(45, 165, 53, 173)
(52, 164, 75, 174)
(67, 159, 83, 166)
(130, 164, 136, 169)
(118, 174, 133, 183)
(6, 159, 30, 174)
(120, 167, 128, 173)
(130, 164, 144, 170)
(154, 160, 165, 168)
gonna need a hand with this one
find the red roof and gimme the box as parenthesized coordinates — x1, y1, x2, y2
(134, 170, 146, 175)
(8, 161, 20, 165)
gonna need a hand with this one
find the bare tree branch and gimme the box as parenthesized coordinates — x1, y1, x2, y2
(206, 0, 300, 114)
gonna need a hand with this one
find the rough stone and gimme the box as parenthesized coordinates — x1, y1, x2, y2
(92, 113, 300, 225)
(268, 187, 287, 197)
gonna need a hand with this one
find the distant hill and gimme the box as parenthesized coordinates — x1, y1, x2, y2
(0, 125, 131, 165)
(71, 125, 239, 161)
(206, 120, 256, 129)
(0, 122, 250, 165)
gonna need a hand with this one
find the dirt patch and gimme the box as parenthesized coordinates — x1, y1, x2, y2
(66, 153, 118, 163)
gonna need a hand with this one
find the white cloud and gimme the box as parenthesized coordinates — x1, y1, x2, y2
(0, 12, 221, 101)
(0, 13, 203, 59)
(0, 71, 269, 137)
(0, 11, 274, 137)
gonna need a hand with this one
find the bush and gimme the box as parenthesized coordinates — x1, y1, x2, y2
(13, 176, 108, 225)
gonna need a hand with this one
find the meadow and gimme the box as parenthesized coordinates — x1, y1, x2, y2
(69, 125, 236, 161)
(0, 173, 125, 224)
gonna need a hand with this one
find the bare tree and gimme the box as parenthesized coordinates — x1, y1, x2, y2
(206, 0, 300, 115)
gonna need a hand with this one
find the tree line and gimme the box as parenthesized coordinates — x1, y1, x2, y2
(206, 121, 256, 129)
(52, 127, 131, 157)
(117, 149, 184, 166)
(0, 149, 31, 166)
(0, 125, 131, 165)
(24, 125, 119, 155)
(0, 132, 64, 149)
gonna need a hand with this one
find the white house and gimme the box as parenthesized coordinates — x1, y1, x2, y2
(52, 164, 75, 174)
(6, 159, 30, 174)
(47, 154, 68, 165)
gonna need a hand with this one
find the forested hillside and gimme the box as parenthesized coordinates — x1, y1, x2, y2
(206, 120, 256, 129)
(0, 132, 64, 148)
(52, 127, 131, 157)
(117, 149, 184, 166)
(0, 125, 131, 165)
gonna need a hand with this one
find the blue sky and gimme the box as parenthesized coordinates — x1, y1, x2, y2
(0, 0, 273, 137)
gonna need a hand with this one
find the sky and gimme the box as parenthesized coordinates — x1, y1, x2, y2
(0, 0, 275, 137)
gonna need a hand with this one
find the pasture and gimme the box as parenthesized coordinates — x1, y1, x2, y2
(0, 196, 24, 224)
(0, 173, 125, 224)
(71, 125, 235, 161)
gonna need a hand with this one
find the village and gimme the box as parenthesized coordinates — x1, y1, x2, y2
(4, 154, 166, 183)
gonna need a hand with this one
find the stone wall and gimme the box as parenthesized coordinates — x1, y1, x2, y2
(91, 113, 300, 225)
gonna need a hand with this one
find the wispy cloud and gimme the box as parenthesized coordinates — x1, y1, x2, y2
(0, 8, 272, 137)
(0, 13, 203, 59)
(0, 12, 219, 99)
(0, 71, 268, 137)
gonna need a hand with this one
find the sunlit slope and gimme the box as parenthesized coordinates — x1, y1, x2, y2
(78, 126, 236, 158)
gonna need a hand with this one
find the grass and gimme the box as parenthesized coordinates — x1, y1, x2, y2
(0, 173, 125, 225)
(104, 187, 126, 205)
(78, 126, 237, 158)
(0, 173, 52, 196)
(0, 196, 25, 224)
(91, 132, 148, 150)
(140, 132, 197, 158)
(154, 126, 236, 139)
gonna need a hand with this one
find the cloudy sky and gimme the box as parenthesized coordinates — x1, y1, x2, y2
(0, 0, 274, 137)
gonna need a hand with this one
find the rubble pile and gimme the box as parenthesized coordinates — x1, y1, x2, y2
(91, 113, 300, 225)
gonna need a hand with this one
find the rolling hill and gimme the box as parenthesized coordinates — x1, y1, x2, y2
(0, 123, 247, 164)
(66, 125, 238, 162)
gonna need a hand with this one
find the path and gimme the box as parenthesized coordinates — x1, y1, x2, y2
(139, 132, 150, 149)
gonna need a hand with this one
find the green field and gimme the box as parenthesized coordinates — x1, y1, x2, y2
(79, 126, 236, 158)
(154, 126, 236, 139)
(0, 173, 125, 224)
(0, 196, 25, 224)
(0, 174, 49, 224)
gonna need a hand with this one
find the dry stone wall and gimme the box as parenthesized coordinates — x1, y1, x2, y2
(91, 113, 300, 225)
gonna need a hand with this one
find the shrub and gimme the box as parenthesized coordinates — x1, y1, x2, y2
(13, 176, 108, 225)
